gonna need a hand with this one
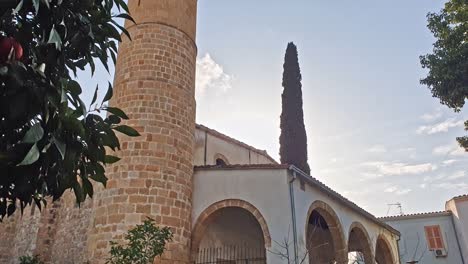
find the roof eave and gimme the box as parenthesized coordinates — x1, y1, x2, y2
(287, 165, 401, 236)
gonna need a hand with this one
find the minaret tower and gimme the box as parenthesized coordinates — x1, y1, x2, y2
(89, 0, 197, 263)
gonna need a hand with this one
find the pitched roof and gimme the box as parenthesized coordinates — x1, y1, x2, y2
(196, 124, 278, 164)
(379, 211, 452, 221)
(195, 164, 289, 170)
(452, 194, 468, 201)
(195, 164, 400, 236)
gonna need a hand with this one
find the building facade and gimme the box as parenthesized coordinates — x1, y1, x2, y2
(0, 1, 403, 263)
(381, 195, 468, 264)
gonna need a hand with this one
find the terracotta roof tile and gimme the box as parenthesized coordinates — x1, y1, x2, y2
(452, 194, 468, 200)
(379, 211, 452, 221)
(195, 164, 289, 170)
(290, 166, 401, 236)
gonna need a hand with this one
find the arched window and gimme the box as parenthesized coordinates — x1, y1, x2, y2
(216, 158, 227, 166)
(214, 153, 229, 166)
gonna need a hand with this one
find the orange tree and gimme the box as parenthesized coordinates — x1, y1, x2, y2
(0, 0, 138, 218)
(420, 0, 467, 151)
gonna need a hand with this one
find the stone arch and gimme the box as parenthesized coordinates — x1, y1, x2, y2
(375, 234, 395, 264)
(348, 222, 374, 264)
(214, 153, 229, 165)
(191, 199, 272, 260)
(306, 200, 348, 264)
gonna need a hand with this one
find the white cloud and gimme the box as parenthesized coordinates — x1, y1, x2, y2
(384, 186, 397, 193)
(195, 53, 233, 100)
(420, 111, 442, 122)
(361, 172, 384, 179)
(361, 161, 437, 176)
(442, 159, 457, 166)
(422, 171, 466, 191)
(433, 143, 465, 156)
(384, 186, 412, 195)
(397, 147, 416, 152)
(447, 170, 465, 180)
(367, 145, 387, 153)
(432, 182, 468, 190)
(417, 118, 464, 135)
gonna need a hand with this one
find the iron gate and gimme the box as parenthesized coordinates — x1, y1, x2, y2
(195, 245, 266, 264)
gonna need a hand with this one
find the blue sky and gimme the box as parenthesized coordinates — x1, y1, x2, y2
(79, 0, 467, 217)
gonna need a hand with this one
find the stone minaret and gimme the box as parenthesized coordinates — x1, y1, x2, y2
(89, 0, 197, 263)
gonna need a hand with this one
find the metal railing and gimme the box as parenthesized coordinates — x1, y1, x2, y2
(195, 245, 266, 264)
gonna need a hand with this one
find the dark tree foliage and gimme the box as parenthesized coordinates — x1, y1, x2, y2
(420, 0, 468, 151)
(279, 42, 310, 175)
(0, 0, 139, 219)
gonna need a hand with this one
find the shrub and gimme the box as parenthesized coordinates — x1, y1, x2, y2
(19, 255, 44, 264)
(107, 218, 173, 264)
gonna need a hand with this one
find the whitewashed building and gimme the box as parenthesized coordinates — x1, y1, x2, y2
(191, 124, 400, 264)
(381, 195, 468, 264)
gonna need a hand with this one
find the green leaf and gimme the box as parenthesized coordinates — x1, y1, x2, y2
(40, 0, 49, 9)
(115, 0, 129, 12)
(53, 137, 66, 160)
(17, 144, 40, 166)
(103, 82, 113, 102)
(13, 0, 23, 14)
(22, 123, 44, 144)
(105, 155, 121, 164)
(61, 87, 68, 103)
(7, 203, 15, 216)
(32, 0, 40, 13)
(82, 178, 94, 198)
(67, 80, 82, 96)
(114, 125, 140, 137)
(90, 172, 107, 187)
(115, 13, 136, 24)
(110, 20, 132, 40)
(47, 26, 62, 50)
(105, 107, 128, 119)
(107, 115, 121, 125)
(91, 85, 99, 105)
(73, 183, 84, 204)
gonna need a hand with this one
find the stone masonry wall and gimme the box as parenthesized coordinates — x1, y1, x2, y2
(0, 215, 17, 263)
(0, 205, 43, 264)
(87, 1, 198, 263)
(0, 194, 93, 264)
(49, 192, 94, 264)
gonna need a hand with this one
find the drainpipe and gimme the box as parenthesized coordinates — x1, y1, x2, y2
(203, 130, 208, 165)
(450, 214, 466, 264)
(288, 169, 299, 264)
(396, 235, 402, 264)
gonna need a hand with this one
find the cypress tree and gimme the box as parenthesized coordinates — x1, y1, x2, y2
(279, 42, 310, 175)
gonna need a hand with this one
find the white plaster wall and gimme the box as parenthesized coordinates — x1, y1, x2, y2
(193, 168, 292, 264)
(194, 128, 206, 166)
(384, 215, 463, 264)
(193, 168, 400, 264)
(193, 128, 275, 166)
(291, 178, 400, 264)
(446, 198, 468, 262)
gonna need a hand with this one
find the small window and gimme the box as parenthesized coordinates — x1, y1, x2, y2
(216, 158, 227, 166)
(425, 225, 444, 250)
(214, 153, 229, 166)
